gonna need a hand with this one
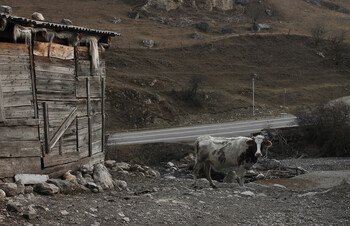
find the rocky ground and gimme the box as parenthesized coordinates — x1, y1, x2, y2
(0, 157, 350, 226)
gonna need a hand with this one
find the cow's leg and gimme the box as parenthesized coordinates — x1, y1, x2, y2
(192, 161, 203, 188)
(204, 161, 217, 188)
(236, 165, 246, 186)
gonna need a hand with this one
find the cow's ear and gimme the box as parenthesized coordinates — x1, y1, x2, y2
(264, 140, 272, 147)
(246, 139, 255, 146)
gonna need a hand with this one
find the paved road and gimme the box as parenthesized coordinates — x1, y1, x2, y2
(107, 116, 297, 146)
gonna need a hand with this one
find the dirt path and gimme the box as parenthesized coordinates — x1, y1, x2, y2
(1, 158, 350, 225)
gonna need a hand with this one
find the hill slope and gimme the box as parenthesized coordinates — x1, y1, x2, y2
(3, 0, 350, 131)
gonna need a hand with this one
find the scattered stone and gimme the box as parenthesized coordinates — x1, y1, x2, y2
(93, 163, 114, 190)
(256, 193, 268, 198)
(221, 27, 235, 34)
(146, 169, 161, 178)
(32, 12, 45, 21)
(0, 189, 6, 200)
(142, 40, 154, 48)
(191, 33, 203, 40)
(114, 180, 128, 190)
(15, 174, 49, 185)
(83, 174, 94, 183)
(112, 17, 122, 24)
(7, 203, 19, 212)
(316, 51, 325, 58)
(258, 23, 271, 30)
(34, 183, 59, 195)
(61, 210, 69, 216)
(265, 9, 272, 16)
(223, 171, 237, 183)
(105, 160, 117, 169)
(61, 18, 73, 25)
(273, 184, 287, 189)
(15, 180, 25, 195)
(81, 164, 94, 175)
(47, 179, 75, 194)
(115, 162, 131, 171)
(195, 22, 210, 33)
(164, 176, 176, 180)
(256, 173, 265, 180)
(236, 0, 249, 5)
(0, 5, 12, 14)
(89, 207, 98, 212)
(240, 191, 255, 197)
(167, 162, 175, 168)
(122, 217, 130, 222)
(0, 183, 18, 197)
(86, 182, 99, 191)
(23, 207, 37, 220)
(24, 186, 34, 194)
(64, 171, 77, 183)
(130, 164, 146, 173)
(128, 11, 139, 20)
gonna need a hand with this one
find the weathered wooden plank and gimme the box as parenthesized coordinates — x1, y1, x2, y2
(0, 71, 31, 80)
(77, 99, 101, 116)
(92, 140, 102, 155)
(34, 41, 74, 60)
(0, 125, 39, 141)
(49, 108, 77, 150)
(76, 77, 102, 97)
(0, 157, 41, 178)
(3, 91, 33, 107)
(2, 79, 32, 93)
(36, 79, 76, 92)
(35, 63, 75, 74)
(43, 151, 80, 168)
(35, 71, 75, 81)
(42, 152, 104, 178)
(0, 118, 38, 126)
(0, 64, 30, 71)
(0, 79, 4, 121)
(0, 43, 28, 55)
(77, 59, 90, 76)
(0, 141, 41, 157)
(4, 105, 35, 119)
(0, 55, 29, 64)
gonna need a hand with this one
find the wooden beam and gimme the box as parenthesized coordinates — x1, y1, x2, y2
(101, 77, 105, 152)
(28, 43, 38, 119)
(42, 102, 50, 154)
(0, 79, 4, 121)
(49, 107, 77, 150)
(86, 77, 92, 156)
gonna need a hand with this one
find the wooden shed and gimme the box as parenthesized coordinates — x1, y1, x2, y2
(0, 12, 119, 178)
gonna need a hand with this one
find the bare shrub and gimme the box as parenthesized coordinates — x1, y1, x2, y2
(171, 75, 204, 107)
(311, 24, 326, 47)
(327, 31, 349, 65)
(295, 101, 350, 157)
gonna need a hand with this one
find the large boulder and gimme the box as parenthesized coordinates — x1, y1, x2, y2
(34, 183, 59, 195)
(47, 179, 75, 194)
(14, 174, 49, 185)
(93, 163, 114, 190)
(0, 183, 17, 197)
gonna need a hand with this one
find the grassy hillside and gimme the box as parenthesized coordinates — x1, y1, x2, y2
(4, 0, 350, 131)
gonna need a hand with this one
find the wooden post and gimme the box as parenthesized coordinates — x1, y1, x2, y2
(0, 79, 4, 121)
(74, 46, 79, 78)
(28, 44, 38, 119)
(86, 77, 92, 156)
(43, 102, 50, 154)
(101, 77, 105, 152)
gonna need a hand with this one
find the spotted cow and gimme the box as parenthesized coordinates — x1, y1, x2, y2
(192, 135, 272, 188)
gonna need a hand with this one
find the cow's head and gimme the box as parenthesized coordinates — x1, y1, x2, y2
(246, 135, 272, 157)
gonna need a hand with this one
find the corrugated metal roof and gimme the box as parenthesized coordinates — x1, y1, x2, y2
(1, 13, 120, 36)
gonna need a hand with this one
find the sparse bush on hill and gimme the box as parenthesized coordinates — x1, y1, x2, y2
(311, 23, 326, 48)
(326, 31, 349, 65)
(171, 75, 204, 107)
(295, 101, 350, 157)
